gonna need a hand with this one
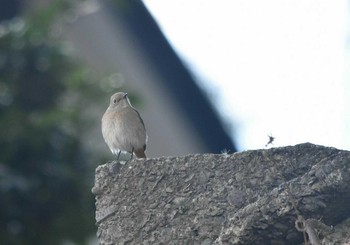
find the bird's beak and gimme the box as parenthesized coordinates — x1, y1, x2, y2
(123, 93, 128, 98)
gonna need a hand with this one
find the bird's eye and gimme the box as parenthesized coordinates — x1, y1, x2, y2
(113, 99, 117, 104)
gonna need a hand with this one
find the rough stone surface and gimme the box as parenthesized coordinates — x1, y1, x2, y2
(92, 143, 350, 244)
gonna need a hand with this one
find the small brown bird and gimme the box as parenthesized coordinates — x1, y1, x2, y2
(102, 92, 147, 160)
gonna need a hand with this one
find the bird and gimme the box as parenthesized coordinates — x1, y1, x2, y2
(102, 92, 147, 160)
(265, 134, 275, 147)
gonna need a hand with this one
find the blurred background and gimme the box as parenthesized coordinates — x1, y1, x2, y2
(0, 0, 348, 244)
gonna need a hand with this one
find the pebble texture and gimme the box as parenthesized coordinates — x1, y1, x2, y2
(92, 143, 350, 244)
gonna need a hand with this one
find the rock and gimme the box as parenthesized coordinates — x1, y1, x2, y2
(92, 143, 350, 244)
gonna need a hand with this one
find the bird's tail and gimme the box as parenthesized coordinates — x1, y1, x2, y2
(134, 148, 147, 158)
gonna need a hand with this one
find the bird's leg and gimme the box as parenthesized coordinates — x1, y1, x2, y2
(130, 147, 134, 161)
(116, 150, 121, 161)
